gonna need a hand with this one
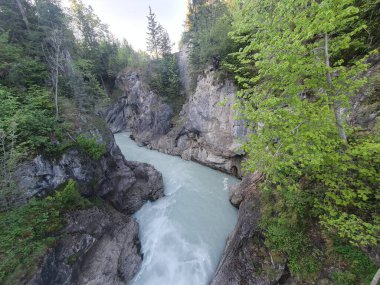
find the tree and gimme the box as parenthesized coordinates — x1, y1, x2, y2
(146, 6, 160, 59)
(42, 28, 66, 118)
(158, 25, 172, 57)
(184, 0, 237, 72)
(14, 0, 30, 33)
(230, 0, 378, 251)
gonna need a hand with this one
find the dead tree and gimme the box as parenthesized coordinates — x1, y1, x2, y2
(42, 28, 66, 118)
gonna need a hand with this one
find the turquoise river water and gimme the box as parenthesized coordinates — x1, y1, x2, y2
(114, 133, 239, 285)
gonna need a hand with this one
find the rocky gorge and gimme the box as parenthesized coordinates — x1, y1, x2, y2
(107, 47, 247, 178)
(104, 46, 290, 284)
(2, 0, 379, 284)
(8, 48, 380, 285)
(105, 44, 380, 284)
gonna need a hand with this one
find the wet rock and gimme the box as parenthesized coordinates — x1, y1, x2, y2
(14, 134, 164, 285)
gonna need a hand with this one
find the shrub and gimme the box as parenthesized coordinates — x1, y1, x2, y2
(76, 134, 107, 160)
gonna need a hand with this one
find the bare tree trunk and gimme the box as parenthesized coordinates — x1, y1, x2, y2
(324, 33, 347, 144)
(54, 46, 59, 119)
(55, 66, 59, 118)
(15, 0, 30, 33)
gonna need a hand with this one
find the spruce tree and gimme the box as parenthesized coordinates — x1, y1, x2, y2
(158, 25, 172, 57)
(146, 6, 160, 59)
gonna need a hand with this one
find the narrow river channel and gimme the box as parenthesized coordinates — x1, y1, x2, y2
(114, 133, 239, 285)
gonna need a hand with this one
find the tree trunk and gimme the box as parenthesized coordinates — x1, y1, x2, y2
(324, 33, 347, 144)
(15, 0, 30, 33)
(55, 52, 59, 119)
(100, 75, 108, 96)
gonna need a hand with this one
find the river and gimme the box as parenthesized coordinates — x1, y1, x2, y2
(114, 133, 239, 285)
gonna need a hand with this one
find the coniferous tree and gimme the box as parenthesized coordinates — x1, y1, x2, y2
(146, 6, 160, 59)
(158, 25, 172, 57)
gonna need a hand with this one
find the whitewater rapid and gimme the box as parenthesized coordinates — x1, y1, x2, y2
(114, 133, 238, 285)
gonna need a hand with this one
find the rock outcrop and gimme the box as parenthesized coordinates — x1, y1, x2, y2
(107, 47, 246, 177)
(211, 173, 287, 285)
(106, 72, 173, 140)
(14, 139, 164, 214)
(28, 207, 141, 285)
(14, 129, 164, 285)
(148, 70, 246, 177)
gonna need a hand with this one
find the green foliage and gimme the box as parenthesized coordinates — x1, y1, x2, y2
(77, 134, 106, 160)
(332, 239, 378, 284)
(185, 0, 238, 73)
(143, 7, 180, 107)
(229, 0, 380, 280)
(266, 221, 321, 277)
(0, 180, 91, 284)
(332, 271, 357, 285)
(0, 33, 48, 88)
(0, 86, 59, 155)
(0, 123, 22, 211)
(316, 131, 380, 246)
(148, 54, 180, 101)
(260, 189, 322, 279)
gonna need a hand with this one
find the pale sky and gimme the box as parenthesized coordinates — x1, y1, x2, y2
(62, 0, 187, 52)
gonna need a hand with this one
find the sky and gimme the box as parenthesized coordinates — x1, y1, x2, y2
(62, 0, 188, 52)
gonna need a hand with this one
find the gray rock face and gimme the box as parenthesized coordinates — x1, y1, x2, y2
(14, 134, 164, 285)
(147, 70, 246, 176)
(14, 139, 164, 214)
(107, 50, 247, 177)
(28, 207, 142, 285)
(349, 59, 380, 130)
(211, 173, 287, 285)
(106, 72, 173, 140)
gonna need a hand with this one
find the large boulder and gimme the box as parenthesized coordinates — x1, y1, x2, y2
(101, 161, 164, 215)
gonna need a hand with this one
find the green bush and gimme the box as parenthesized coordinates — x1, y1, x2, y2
(76, 134, 107, 160)
(263, 215, 321, 279)
(0, 180, 91, 284)
(0, 86, 61, 156)
(185, 1, 238, 74)
(316, 130, 380, 246)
